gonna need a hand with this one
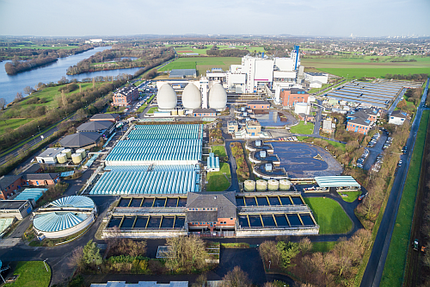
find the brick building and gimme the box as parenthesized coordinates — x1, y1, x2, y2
(280, 88, 309, 107)
(113, 86, 139, 107)
(247, 100, 270, 110)
(192, 108, 216, 117)
(0, 175, 23, 199)
(23, 173, 60, 187)
(346, 109, 379, 135)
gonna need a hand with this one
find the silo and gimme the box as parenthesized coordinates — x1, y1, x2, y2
(256, 180, 267, 191)
(76, 148, 86, 158)
(268, 179, 279, 191)
(71, 153, 82, 164)
(244, 180, 255, 192)
(260, 150, 267, 158)
(279, 179, 291, 191)
(56, 153, 67, 164)
(62, 149, 72, 158)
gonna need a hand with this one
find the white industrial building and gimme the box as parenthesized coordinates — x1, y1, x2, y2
(36, 148, 65, 165)
(304, 72, 329, 89)
(294, 103, 311, 115)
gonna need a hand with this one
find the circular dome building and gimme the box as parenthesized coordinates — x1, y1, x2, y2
(157, 84, 177, 110)
(208, 83, 227, 110)
(33, 196, 96, 239)
(182, 83, 202, 109)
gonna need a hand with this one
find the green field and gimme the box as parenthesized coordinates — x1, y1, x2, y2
(8, 45, 77, 50)
(211, 145, 227, 157)
(381, 109, 430, 286)
(301, 56, 430, 78)
(304, 197, 353, 234)
(168, 44, 265, 55)
(290, 121, 314, 135)
(311, 241, 337, 253)
(0, 118, 33, 134)
(159, 57, 241, 75)
(206, 162, 231, 191)
(339, 191, 362, 203)
(297, 136, 346, 152)
(5, 261, 51, 287)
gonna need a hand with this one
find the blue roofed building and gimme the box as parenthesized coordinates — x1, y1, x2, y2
(206, 153, 220, 172)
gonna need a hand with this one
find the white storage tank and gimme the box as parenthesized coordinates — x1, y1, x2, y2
(61, 149, 72, 158)
(279, 179, 291, 191)
(268, 179, 279, 191)
(76, 149, 86, 158)
(71, 153, 82, 164)
(256, 180, 267, 191)
(244, 180, 255, 192)
(56, 153, 67, 164)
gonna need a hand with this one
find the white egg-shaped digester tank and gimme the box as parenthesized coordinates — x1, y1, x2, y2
(57, 153, 67, 164)
(71, 153, 82, 164)
(268, 179, 279, 191)
(208, 83, 227, 110)
(279, 179, 291, 191)
(61, 149, 72, 158)
(157, 83, 177, 110)
(256, 180, 267, 191)
(244, 180, 255, 192)
(182, 83, 202, 109)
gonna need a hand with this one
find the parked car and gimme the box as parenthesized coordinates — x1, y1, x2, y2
(413, 239, 419, 251)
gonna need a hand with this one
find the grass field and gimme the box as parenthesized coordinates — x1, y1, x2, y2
(381, 109, 430, 286)
(339, 191, 362, 203)
(0, 118, 33, 134)
(290, 121, 314, 135)
(301, 56, 430, 78)
(8, 45, 76, 50)
(304, 197, 353, 234)
(206, 162, 231, 191)
(5, 261, 51, 287)
(311, 241, 337, 253)
(159, 57, 241, 75)
(297, 136, 346, 152)
(211, 145, 227, 157)
(168, 44, 265, 55)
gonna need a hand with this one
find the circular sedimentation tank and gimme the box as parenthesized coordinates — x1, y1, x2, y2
(279, 179, 291, 191)
(268, 179, 279, 191)
(56, 153, 67, 164)
(256, 179, 267, 191)
(61, 149, 72, 158)
(71, 153, 82, 164)
(244, 180, 255, 192)
(76, 148, 86, 158)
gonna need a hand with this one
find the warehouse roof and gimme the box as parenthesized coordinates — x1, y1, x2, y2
(59, 132, 100, 148)
(90, 113, 119, 122)
(247, 100, 270, 105)
(391, 110, 408, 119)
(186, 191, 237, 220)
(0, 200, 29, 210)
(315, 176, 360, 188)
(169, 69, 197, 78)
(77, 121, 113, 133)
(22, 173, 59, 181)
(14, 188, 47, 202)
(0, 175, 21, 191)
(37, 148, 64, 158)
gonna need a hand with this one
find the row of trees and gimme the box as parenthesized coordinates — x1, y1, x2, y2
(230, 142, 250, 180)
(66, 46, 175, 75)
(384, 73, 428, 81)
(259, 230, 371, 286)
(206, 48, 249, 57)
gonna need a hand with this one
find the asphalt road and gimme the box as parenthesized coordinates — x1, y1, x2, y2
(360, 78, 429, 287)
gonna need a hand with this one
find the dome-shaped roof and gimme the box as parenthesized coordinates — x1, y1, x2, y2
(157, 84, 177, 110)
(209, 83, 227, 110)
(182, 83, 201, 109)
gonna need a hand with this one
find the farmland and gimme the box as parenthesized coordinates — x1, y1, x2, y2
(159, 57, 241, 75)
(301, 56, 430, 78)
(167, 44, 265, 55)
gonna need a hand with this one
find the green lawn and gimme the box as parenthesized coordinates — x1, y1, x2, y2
(381, 109, 430, 286)
(206, 162, 231, 191)
(5, 261, 51, 287)
(137, 104, 147, 113)
(290, 121, 314, 135)
(146, 107, 158, 114)
(311, 241, 337, 253)
(159, 57, 241, 75)
(338, 191, 362, 203)
(301, 56, 430, 78)
(297, 136, 346, 152)
(211, 145, 227, 157)
(304, 197, 353, 234)
(0, 118, 33, 134)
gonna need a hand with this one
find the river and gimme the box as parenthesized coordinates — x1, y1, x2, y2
(0, 46, 142, 104)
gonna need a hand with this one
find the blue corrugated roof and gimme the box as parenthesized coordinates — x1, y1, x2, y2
(14, 188, 47, 202)
(315, 176, 360, 187)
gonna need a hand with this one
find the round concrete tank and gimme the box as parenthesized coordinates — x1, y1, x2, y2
(260, 150, 267, 158)
(76, 148, 86, 158)
(182, 83, 202, 109)
(171, 110, 178, 115)
(56, 153, 67, 164)
(268, 179, 279, 191)
(157, 84, 177, 110)
(256, 180, 267, 191)
(61, 149, 72, 158)
(71, 153, 82, 164)
(208, 83, 227, 110)
(244, 180, 255, 192)
(279, 179, 291, 191)
(178, 109, 185, 116)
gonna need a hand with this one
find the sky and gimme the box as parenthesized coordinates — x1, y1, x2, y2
(0, 0, 429, 37)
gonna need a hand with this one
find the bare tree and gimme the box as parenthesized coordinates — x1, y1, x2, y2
(23, 86, 34, 95)
(14, 92, 23, 102)
(67, 246, 84, 270)
(221, 266, 252, 287)
(0, 98, 6, 110)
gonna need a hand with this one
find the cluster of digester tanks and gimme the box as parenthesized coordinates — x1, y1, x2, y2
(56, 148, 87, 164)
(244, 179, 291, 192)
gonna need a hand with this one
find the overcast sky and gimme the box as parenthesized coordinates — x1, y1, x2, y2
(0, 0, 429, 37)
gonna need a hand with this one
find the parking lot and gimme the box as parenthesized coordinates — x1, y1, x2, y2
(271, 142, 343, 178)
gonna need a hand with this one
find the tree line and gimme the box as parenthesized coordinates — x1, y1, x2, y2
(2, 45, 93, 75)
(66, 46, 175, 75)
(384, 73, 428, 81)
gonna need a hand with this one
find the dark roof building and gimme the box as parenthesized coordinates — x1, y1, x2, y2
(0, 175, 23, 199)
(90, 113, 119, 122)
(192, 108, 217, 117)
(77, 121, 114, 134)
(169, 69, 197, 79)
(247, 100, 270, 110)
(59, 132, 101, 148)
(346, 108, 378, 135)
